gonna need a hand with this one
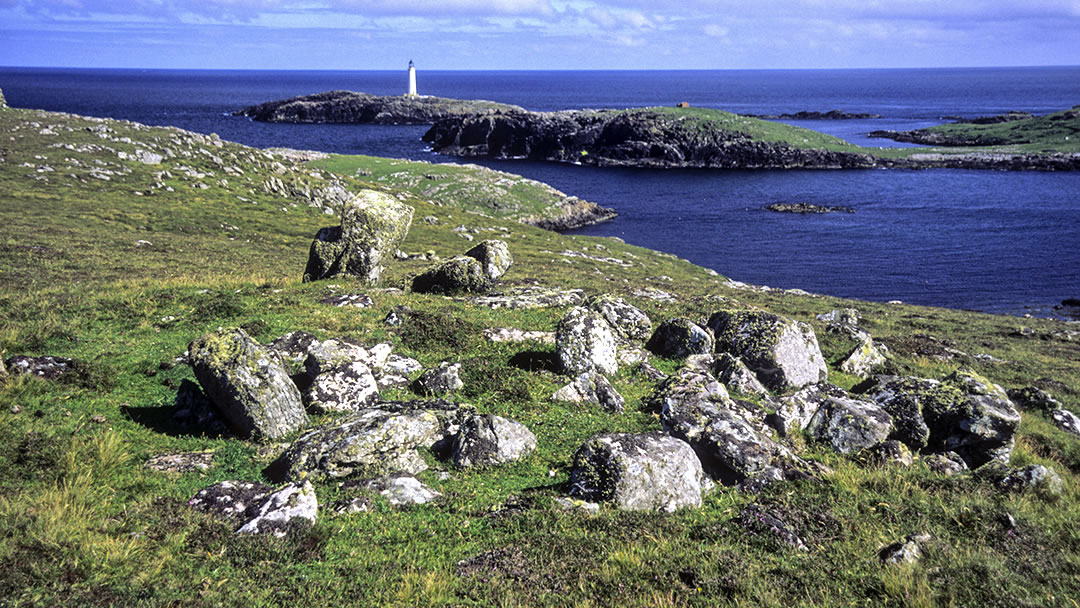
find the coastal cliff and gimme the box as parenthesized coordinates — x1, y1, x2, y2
(422, 107, 877, 169)
(236, 90, 524, 124)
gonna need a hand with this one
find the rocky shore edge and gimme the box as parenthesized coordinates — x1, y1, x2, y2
(235, 90, 524, 125)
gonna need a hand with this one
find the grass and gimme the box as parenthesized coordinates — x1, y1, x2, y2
(1, 101, 1079, 607)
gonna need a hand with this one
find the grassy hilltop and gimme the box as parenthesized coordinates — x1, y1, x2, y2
(1, 99, 1079, 607)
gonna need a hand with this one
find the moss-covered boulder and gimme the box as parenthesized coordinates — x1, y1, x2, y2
(556, 306, 618, 376)
(586, 294, 652, 343)
(922, 368, 1021, 467)
(838, 337, 887, 377)
(465, 239, 513, 281)
(707, 310, 827, 390)
(411, 256, 492, 295)
(303, 189, 414, 284)
(860, 375, 936, 451)
(645, 318, 713, 359)
(569, 432, 709, 512)
(804, 396, 893, 454)
(188, 328, 308, 441)
(451, 413, 537, 468)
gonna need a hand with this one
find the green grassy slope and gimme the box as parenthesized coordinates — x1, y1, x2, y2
(1, 103, 1078, 607)
(915, 106, 1080, 153)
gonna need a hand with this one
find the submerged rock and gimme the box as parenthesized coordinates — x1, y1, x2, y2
(303, 189, 414, 284)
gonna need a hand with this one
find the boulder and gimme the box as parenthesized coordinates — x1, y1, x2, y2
(556, 307, 618, 376)
(188, 328, 308, 441)
(452, 414, 537, 468)
(868, 440, 913, 467)
(569, 432, 709, 512)
(838, 337, 887, 377)
(268, 331, 320, 375)
(267, 405, 460, 481)
(860, 375, 934, 451)
(707, 310, 827, 389)
(465, 239, 513, 280)
(1051, 409, 1080, 436)
(551, 372, 625, 413)
(879, 534, 931, 566)
(353, 473, 441, 506)
(306, 361, 380, 413)
(1006, 386, 1061, 412)
(805, 396, 893, 454)
(921, 369, 1021, 468)
(586, 294, 652, 343)
(303, 189, 414, 283)
(304, 339, 388, 378)
(712, 353, 770, 397)
(923, 452, 968, 475)
(189, 480, 318, 537)
(767, 383, 848, 437)
(645, 318, 713, 359)
(413, 362, 464, 396)
(411, 256, 492, 295)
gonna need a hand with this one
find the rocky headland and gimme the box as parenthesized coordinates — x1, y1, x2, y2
(235, 90, 524, 124)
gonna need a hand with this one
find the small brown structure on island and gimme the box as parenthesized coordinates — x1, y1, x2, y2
(676, 102, 691, 108)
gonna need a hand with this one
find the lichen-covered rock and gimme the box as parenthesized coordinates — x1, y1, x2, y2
(922, 368, 1021, 468)
(144, 451, 215, 473)
(645, 318, 713, 359)
(556, 306, 618, 376)
(413, 362, 464, 396)
(306, 361, 380, 413)
(465, 239, 513, 280)
(805, 396, 893, 454)
(767, 383, 848, 437)
(1051, 409, 1080, 436)
(188, 328, 308, 441)
(411, 256, 492, 295)
(551, 371, 625, 413)
(268, 331, 321, 375)
(189, 480, 317, 537)
(712, 353, 770, 396)
(1006, 386, 1061, 412)
(303, 189, 414, 283)
(868, 439, 913, 467)
(4, 355, 75, 380)
(707, 310, 827, 390)
(879, 534, 930, 566)
(586, 294, 652, 343)
(452, 414, 537, 468)
(267, 405, 459, 481)
(998, 464, 1064, 498)
(860, 375, 935, 451)
(304, 339, 384, 378)
(569, 432, 709, 512)
(356, 473, 441, 506)
(839, 337, 887, 377)
(923, 451, 968, 475)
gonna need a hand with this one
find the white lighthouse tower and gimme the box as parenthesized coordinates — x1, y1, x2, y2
(407, 60, 417, 97)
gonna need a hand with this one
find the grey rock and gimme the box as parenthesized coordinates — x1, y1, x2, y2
(468, 286, 586, 309)
(359, 473, 441, 506)
(452, 413, 537, 468)
(554, 496, 601, 514)
(188, 328, 308, 441)
(268, 331, 320, 376)
(712, 352, 770, 396)
(879, 534, 930, 566)
(306, 361, 380, 413)
(332, 495, 374, 515)
(382, 354, 423, 377)
(1007, 386, 1061, 412)
(551, 372, 625, 413)
(861, 375, 935, 451)
(998, 464, 1064, 498)
(569, 432, 709, 512)
(768, 383, 848, 437)
(268, 405, 459, 481)
(412, 256, 492, 295)
(465, 239, 513, 280)
(4, 355, 75, 380)
(413, 362, 463, 396)
(484, 327, 556, 344)
(144, 451, 215, 473)
(646, 318, 714, 359)
(556, 306, 618, 376)
(189, 480, 274, 522)
(922, 369, 1021, 468)
(304, 339, 383, 378)
(805, 396, 893, 454)
(189, 480, 317, 537)
(616, 346, 650, 367)
(839, 337, 887, 377)
(923, 451, 968, 475)
(320, 293, 374, 308)
(586, 294, 652, 343)
(303, 189, 414, 284)
(868, 440, 913, 467)
(1051, 409, 1080, 436)
(707, 310, 828, 390)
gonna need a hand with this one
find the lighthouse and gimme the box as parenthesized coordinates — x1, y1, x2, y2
(407, 60, 417, 97)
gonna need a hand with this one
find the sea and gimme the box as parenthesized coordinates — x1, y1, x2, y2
(2, 66, 1079, 317)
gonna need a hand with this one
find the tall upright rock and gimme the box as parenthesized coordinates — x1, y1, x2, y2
(303, 189, 414, 284)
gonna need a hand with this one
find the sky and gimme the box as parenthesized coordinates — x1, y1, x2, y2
(1, 0, 1078, 70)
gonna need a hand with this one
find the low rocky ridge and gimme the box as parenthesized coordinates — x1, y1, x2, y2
(869, 105, 1080, 150)
(235, 90, 525, 124)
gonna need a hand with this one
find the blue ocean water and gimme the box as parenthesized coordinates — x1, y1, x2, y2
(2, 66, 1079, 315)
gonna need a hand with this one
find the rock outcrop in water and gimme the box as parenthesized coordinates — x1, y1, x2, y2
(422, 109, 878, 169)
(236, 90, 524, 124)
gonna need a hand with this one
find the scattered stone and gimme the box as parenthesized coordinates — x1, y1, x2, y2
(413, 362, 464, 396)
(9, 405, 21, 414)
(554, 496, 601, 514)
(267, 405, 460, 481)
(1006, 386, 1061, 412)
(998, 464, 1064, 498)
(356, 473, 441, 506)
(332, 495, 374, 515)
(144, 451, 215, 473)
(616, 346, 650, 367)
(484, 327, 555, 344)
(921, 368, 1021, 468)
(268, 331, 320, 375)
(646, 318, 714, 359)
(586, 294, 652, 343)
(707, 310, 828, 390)
(868, 440, 913, 467)
(879, 534, 931, 566)
(551, 371, 626, 413)
(382, 354, 423, 377)
(923, 451, 969, 475)
(1051, 409, 1080, 436)
(306, 361, 380, 413)
(805, 395, 893, 454)
(303, 189, 414, 284)
(452, 413, 537, 468)
(4, 355, 75, 380)
(383, 305, 414, 326)
(304, 339, 383, 378)
(556, 307, 618, 376)
(839, 337, 887, 377)
(90, 414, 107, 424)
(569, 432, 710, 512)
(468, 286, 586, 309)
(859, 375, 935, 451)
(737, 505, 808, 552)
(319, 293, 374, 308)
(188, 328, 308, 441)
(189, 480, 317, 537)
(712, 352, 770, 396)
(412, 256, 492, 295)
(464, 239, 513, 281)
(767, 383, 848, 437)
